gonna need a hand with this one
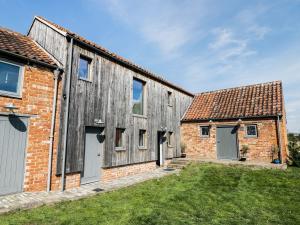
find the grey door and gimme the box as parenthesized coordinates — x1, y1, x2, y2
(216, 126, 238, 160)
(81, 127, 103, 184)
(0, 115, 28, 196)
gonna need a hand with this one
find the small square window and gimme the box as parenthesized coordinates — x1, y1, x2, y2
(78, 56, 91, 80)
(139, 130, 146, 147)
(167, 132, 174, 147)
(167, 91, 172, 106)
(0, 61, 23, 97)
(200, 126, 209, 137)
(246, 125, 258, 137)
(115, 128, 125, 148)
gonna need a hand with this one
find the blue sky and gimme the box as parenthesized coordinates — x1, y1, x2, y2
(1, 0, 299, 132)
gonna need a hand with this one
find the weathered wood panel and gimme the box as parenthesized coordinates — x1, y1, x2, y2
(28, 19, 67, 65)
(57, 42, 192, 172)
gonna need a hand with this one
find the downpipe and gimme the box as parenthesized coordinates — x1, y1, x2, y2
(47, 69, 61, 192)
(61, 38, 73, 192)
(277, 115, 283, 164)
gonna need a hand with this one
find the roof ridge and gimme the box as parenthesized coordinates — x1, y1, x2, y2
(195, 80, 282, 96)
(34, 16, 194, 96)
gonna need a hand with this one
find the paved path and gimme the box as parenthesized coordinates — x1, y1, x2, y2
(0, 168, 178, 215)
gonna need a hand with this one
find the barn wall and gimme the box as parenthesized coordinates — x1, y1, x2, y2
(58, 44, 193, 173)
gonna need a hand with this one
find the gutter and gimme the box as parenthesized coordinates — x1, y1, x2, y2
(0, 49, 57, 70)
(277, 115, 283, 163)
(181, 115, 281, 123)
(60, 37, 73, 192)
(47, 69, 61, 192)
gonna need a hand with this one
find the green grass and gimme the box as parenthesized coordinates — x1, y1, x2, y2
(1, 163, 300, 225)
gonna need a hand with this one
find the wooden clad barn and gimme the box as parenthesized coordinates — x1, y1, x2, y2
(28, 16, 193, 188)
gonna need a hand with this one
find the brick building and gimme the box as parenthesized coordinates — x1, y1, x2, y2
(0, 27, 61, 195)
(181, 81, 288, 163)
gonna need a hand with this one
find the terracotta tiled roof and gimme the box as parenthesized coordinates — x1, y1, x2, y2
(0, 27, 56, 67)
(182, 81, 283, 121)
(34, 16, 193, 96)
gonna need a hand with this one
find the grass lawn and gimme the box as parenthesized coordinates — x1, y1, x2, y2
(1, 163, 300, 225)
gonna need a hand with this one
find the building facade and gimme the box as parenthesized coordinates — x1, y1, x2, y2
(0, 27, 61, 195)
(28, 16, 193, 190)
(181, 81, 288, 163)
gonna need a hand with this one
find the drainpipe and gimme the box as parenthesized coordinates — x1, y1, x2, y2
(277, 115, 283, 163)
(47, 68, 61, 192)
(61, 38, 73, 192)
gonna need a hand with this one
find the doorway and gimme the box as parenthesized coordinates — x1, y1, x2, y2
(216, 126, 238, 160)
(81, 127, 104, 184)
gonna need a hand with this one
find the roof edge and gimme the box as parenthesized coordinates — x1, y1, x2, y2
(0, 48, 59, 70)
(195, 80, 282, 96)
(181, 114, 283, 123)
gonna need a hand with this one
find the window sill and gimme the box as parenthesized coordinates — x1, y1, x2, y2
(132, 114, 147, 119)
(115, 147, 126, 151)
(0, 92, 22, 99)
(78, 77, 92, 83)
(244, 135, 258, 138)
(200, 136, 210, 138)
(138, 146, 147, 150)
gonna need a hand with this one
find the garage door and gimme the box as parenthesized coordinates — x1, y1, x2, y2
(0, 115, 28, 196)
(216, 126, 238, 160)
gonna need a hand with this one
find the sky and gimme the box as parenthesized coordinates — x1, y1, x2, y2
(0, 0, 299, 132)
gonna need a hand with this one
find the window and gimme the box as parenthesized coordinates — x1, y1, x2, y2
(132, 78, 144, 115)
(139, 130, 146, 147)
(115, 128, 125, 148)
(246, 125, 258, 137)
(0, 61, 23, 97)
(78, 56, 91, 80)
(167, 91, 172, 106)
(200, 126, 209, 137)
(167, 132, 174, 147)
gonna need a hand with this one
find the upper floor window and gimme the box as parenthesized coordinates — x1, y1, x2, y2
(132, 78, 144, 115)
(0, 61, 23, 97)
(246, 125, 258, 137)
(78, 56, 91, 80)
(167, 91, 172, 106)
(200, 126, 209, 137)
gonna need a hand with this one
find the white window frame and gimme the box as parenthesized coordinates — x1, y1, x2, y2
(78, 55, 92, 81)
(245, 124, 258, 138)
(0, 59, 24, 98)
(200, 126, 210, 138)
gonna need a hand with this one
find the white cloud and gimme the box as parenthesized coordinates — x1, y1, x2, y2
(93, 0, 208, 56)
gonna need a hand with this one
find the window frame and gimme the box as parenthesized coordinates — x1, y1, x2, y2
(200, 126, 210, 138)
(0, 59, 24, 98)
(245, 124, 258, 138)
(115, 128, 126, 150)
(167, 91, 172, 106)
(138, 129, 147, 149)
(167, 131, 174, 147)
(78, 55, 92, 81)
(132, 78, 145, 116)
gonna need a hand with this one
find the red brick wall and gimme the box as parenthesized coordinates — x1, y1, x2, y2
(102, 161, 157, 183)
(0, 65, 61, 192)
(181, 118, 288, 163)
